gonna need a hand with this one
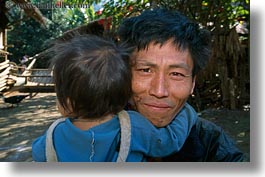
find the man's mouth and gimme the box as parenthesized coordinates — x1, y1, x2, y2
(143, 103, 172, 111)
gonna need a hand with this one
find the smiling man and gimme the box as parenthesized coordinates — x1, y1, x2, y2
(118, 8, 247, 161)
(131, 40, 195, 127)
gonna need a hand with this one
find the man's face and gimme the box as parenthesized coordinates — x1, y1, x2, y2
(131, 40, 195, 127)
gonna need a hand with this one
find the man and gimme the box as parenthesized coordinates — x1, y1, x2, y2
(118, 8, 247, 161)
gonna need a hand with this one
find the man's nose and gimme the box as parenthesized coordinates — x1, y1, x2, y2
(149, 73, 169, 98)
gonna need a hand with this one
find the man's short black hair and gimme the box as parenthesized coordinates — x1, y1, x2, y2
(50, 34, 132, 119)
(118, 8, 212, 75)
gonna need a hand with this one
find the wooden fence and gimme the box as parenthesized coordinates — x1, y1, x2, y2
(0, 59, 54, 93)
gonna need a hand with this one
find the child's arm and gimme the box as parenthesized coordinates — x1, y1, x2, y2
(130, 103, 197, 157)
(32, 118, 67, 162)
(32, 134, 47, 162)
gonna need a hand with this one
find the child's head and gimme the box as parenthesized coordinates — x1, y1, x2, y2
(50, 35, 132, 119)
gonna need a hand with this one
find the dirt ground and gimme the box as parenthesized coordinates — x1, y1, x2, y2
(0, 93, 250, 162)
(0, 92, 61, 162)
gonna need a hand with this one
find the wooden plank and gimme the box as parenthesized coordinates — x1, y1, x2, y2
(0, 60, 9, 67)
(0, 49, 9, 55)
(0, 74, 8, 83)
(22, 59, 36, 75)
(27, 68, 52, 71)
(0, 67, 10, 76)
(0, 62, 9, 68)
(25, 75, 52, 78)
(13, 74, 52, 78)
(0, 82, 7, 91)
(18, 85, 55, 93)
(0, 86, 8, 92)
(0, 78, 6, 86)
(0, 63, 9, 71)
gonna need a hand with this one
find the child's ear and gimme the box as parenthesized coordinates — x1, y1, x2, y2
(57, 98, 73, 117)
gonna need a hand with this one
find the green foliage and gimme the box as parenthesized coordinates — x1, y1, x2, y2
(7, 11, 54, 66)
(99, 0, 150, 31)
(7, 0, 96, 67)
(7, 0, 249, 68)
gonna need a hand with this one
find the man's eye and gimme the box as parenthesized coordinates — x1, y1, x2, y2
(171, 72, 185, 77)
(170, 72, 187, 81)
(139, 68, 151, 73)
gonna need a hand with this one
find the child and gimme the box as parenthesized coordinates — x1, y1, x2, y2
(32, 34, 198, 162)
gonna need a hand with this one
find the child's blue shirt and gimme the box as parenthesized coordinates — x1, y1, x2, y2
(32, 103, 197, 162)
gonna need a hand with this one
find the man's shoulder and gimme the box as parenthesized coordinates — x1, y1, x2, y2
(193, 117, 225, 150)
(161, 117, 246, 162)
(195, 117, 223, 134)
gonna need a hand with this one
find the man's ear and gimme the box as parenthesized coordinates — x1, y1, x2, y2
(191, 76, 196, 94)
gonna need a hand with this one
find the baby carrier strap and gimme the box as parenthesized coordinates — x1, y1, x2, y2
(45, 118, 66, 162)
(45, 110, 131, 162)
(116, 110, 131, 162)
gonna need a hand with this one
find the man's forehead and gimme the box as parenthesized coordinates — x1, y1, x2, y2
(134, 59, 190, 69)
(131, 45, 193, 70)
